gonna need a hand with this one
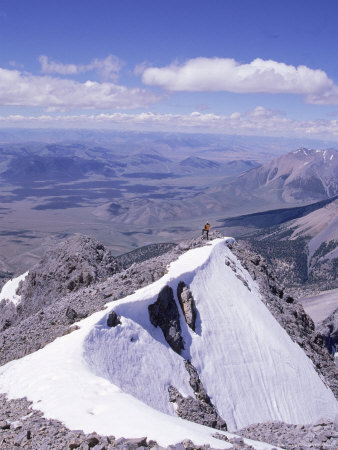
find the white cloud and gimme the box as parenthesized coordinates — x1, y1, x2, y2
(0, 67, 160, 110)
(141, 57, 338, 104)
(2, 107, 338, 140)
(39, 55, 78, 75)
(39, 55, 124, 81)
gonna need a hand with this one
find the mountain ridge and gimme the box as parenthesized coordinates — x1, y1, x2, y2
(0, 233, 337, 448)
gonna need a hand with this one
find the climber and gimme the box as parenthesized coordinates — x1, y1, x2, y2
(202, 222, 210, 240)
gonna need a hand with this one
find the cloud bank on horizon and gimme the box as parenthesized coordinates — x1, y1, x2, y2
(1, 0, 338, 140)
(141, 57, 338, 105)
(1, 57, 338, 139)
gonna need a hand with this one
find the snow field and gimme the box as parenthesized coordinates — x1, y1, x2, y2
(186, 243, 338, 429)
(0, 271, 29, 306)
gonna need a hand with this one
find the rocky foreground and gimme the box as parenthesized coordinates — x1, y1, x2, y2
(0, 233, 337, 449)
(1, 396, 337, 450)
(0, 394, 260, 450)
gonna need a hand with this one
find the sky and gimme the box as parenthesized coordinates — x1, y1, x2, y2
(1, 0, 338, 139)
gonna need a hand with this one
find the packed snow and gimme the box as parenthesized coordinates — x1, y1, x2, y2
(0, 271, 28, 306)
(0, 238, 336, 448)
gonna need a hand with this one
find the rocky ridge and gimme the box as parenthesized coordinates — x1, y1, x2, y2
(0, 232, 337, 449)
(0, 235, 118, 333)
(0, 234, 203, 367)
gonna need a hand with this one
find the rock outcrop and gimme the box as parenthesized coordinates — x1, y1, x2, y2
(19, 234, 117, 306)
(184, 360, 211, 404)
(148, 285, 184, 354)
(169, 359, 227, 431)
(177, 282, 197, 331)
(107, 310, 122, 328)
(168, 386, 227, 431)
(318, 308, 338, 355)
(0, 235, 118, 333)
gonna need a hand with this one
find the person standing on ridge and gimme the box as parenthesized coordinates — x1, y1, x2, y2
(202, 222, 210, 240)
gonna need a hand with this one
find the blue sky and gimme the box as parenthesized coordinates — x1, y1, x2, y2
(1, 0, 338, 139)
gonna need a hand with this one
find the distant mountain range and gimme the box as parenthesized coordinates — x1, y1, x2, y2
(0, 141, 337, 275)
(106, 147, 338, 227)
(209, 148, 338, 209)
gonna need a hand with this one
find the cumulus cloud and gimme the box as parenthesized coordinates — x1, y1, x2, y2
(0, 67, 160, 110)
(39, 55, 124, 81)
(141, 57, 338, 104)
(1, 107, 338, 139)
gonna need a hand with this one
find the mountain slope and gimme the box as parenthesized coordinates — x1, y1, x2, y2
(210, 148, 338, 209)
(217, 194, 338, 230)
(0, 238, 336, 447)
(291, 196, 338, 258)
(239, 196, 338, 291)
(104, 148, 338, 228)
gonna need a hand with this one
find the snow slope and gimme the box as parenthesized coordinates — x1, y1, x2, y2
(0, 271, 28, 306)
(85, 238, 337, 430)
(0, 239, 336, 447)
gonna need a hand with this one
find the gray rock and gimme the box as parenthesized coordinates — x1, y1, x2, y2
(168, 386, 227, 431)
(87, 434, 100, 447)
(167, 445, 185, 450)
(184, 360, 210, 404)
(148, 285, 184, 354)
(212, 432, 229, 441)
(123, 437, 147, 447)
(66, 306, 78, 323)
(177, 282, 197, 331)
(107, 311, 121, 328)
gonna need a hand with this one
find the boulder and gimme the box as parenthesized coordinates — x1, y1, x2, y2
(107, 311, 121, 328)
